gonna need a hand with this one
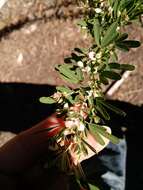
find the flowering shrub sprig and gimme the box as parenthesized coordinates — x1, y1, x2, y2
(40, 0, 143, 189)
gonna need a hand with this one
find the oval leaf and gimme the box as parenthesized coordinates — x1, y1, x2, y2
(101, 71, 121, 80)
(89, 183, 100, 190)
(96, 102, 110, 120)
(108, 62, 120, 69)
(122, 40, 141, 48)
(101, 22, 118, 47)
(59, 73, 79, 84)
(96, 98, 126, 117)
(99, 75, 109, 85)
(120, 64, 135, 71)
(76, 67, 84, 81)
(116, 33, 128, 42)
(93, 18, 101, 47)
(89, 125, 105, 146)
(95, 125, 120, 144)
(39, 97, 56, 104)
(115, 42, 129, 52)
(56, 86, 73, 94)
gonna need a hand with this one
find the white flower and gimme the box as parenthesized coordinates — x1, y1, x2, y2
(77, 122, 85, 131)
(88, 51, 96, 61)
(101, 2, 104, 8)
(116, 26, 120, 32)
(95, 8, 102, 14)
(77, 61, 84, 68)
(65, 120, 75, 128)
(93, 67, 98, 74)
(93, 90, 100, 98)
(64, 129, 71, 136)
(53, 92, 62, 100)
(108, 6, 113, 14)
(65, 118, 80, 129)
(87, 90, 93, 97)
(84, 66, 91, 73)
(64, 103, 69, 109)
(96, 52, 102, 59)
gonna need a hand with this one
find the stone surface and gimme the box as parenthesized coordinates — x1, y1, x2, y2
(0, 18, 90, 86)
(0, 0, 79, 30)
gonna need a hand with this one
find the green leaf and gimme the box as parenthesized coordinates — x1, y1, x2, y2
(93, 18, 101, 47)
(122, 40, 141, 48)
(56, 86, 74, 103)
(119, 0, 133, 11)
(116, 33, 128, 42)
(101, 71, 121, 80)
(108, 62, 120, 69)
(109, 0, 114, 6)
(96, 98, 126, 116)
(77, 19, 87, 28)
(99, 75, 109, 85)
(64, 57, 72, 63)
(57, 64, 80, 84)
(88, 96, 94, 107)
(39, 97, 56, 104)
(89, 125, 105, 146)
(115, 42, 130, 52)
(89, 183, 100, 190)
(76, 67, 84, 81)
(94, 125, 120, 144)
(59, 73, 79, 84)
(71, 53, 81, 61)
(113, 0, 120, 18)
(120, 64, 135, 71)
(74, 95, 80, 102)
(109, 63, 135, 71)
(96, 101, 110, 120)
(56, 86, 72, 94)
(101, 22, 118, 47)
(74, 48, 84, 54)
(132, 10, 143, 18)
(66, 95, 75, 104)
(111, 51, 118, 61)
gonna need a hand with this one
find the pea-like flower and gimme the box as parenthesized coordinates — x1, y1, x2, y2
(88, 51, 96, 61)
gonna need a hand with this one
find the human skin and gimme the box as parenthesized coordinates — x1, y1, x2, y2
(0, 114, 111, 189)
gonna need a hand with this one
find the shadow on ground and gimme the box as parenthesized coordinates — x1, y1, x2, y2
(0, 82, 143, 190)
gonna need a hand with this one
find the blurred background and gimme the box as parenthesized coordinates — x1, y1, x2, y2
(0, 0, 143, 189)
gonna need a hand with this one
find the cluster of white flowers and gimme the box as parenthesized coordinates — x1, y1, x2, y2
(65, 118, 85, 132)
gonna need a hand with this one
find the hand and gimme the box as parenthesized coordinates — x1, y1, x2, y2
(0, 115, 110, 189)
(0, 115, 68, 189)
